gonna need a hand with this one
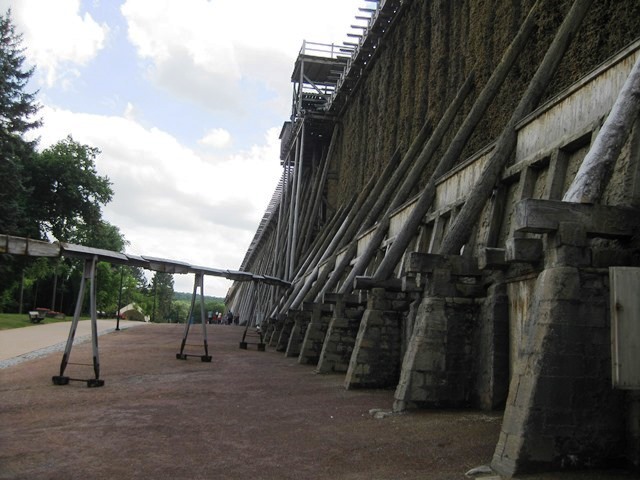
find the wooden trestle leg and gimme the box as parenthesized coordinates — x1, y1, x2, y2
(52, 256, 104, 388)
(176, 273, 212, 362)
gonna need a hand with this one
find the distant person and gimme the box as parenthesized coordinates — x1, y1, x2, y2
(225, 311, 233, 325)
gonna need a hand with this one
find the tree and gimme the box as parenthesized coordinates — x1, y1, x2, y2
(172, 300, 190, 323)
(0, 12, 147, 316)
(151, 272, 174, 322)
(0, 9, 41, 237)
(0, 9, 41, 311)
(205, 299, 225, 316)
(0, 10, 40, 136)
(26, 136, 113, 241)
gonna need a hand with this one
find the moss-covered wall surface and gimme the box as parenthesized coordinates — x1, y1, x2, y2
(328, 0, 640, 210)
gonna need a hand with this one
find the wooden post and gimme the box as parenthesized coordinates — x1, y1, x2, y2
(284, 154, 293, 280)
(284, 144, 391, 312)
(281, 172, 378, 312)
(300, 126, 337, 255)
(270, 200, 350, 318)
(296, 150, 321, 257)
(564, 54, 640, 204)
(440, 0, 595, 255)
(294, 164, 316, 261)
(371, 0, 541, 281)
(273, 174, 286, 280)
(389, 73, 475, 217)
(311, 148, 403, 297)
(336, 71, 475, 291)
(290, 125, 305, 278)
(280, 200, 355, 313)
(292, 198, 353, 284)
(277, 188, 290, 282)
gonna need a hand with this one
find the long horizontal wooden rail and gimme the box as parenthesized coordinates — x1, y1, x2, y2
(0, 234, 290, 288)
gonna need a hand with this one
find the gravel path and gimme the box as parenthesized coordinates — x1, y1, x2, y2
(0, 324, 635, 480)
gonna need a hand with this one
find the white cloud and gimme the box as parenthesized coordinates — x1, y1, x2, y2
(2, 0, 109, 87)
(199, 128, 232, 149)
(123, 102, 137, 120)
(31, 105, 282, 294)
(5, 0, 376, 296)
(121, 0, 364, 113)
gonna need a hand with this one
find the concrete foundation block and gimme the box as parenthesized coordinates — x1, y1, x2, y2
(492, 266, 626, 475)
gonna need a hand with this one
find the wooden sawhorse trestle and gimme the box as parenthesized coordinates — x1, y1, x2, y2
(176, 272, 212, 362)
(239, 323, 266, 351)
(52, 256, 104, 388)
(0, 234, 293, 386)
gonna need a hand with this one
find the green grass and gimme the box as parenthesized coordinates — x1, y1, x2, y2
(0, 313, 73, 331)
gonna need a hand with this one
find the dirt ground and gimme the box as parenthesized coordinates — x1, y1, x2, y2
(0, 324, 636, 480)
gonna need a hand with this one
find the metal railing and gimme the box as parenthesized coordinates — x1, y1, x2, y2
(299, 40, 343, 60)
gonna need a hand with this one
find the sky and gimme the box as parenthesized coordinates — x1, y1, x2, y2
(2, 0, 371, 296)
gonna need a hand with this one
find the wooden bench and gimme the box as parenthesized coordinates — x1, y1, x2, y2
(28, 311, 45, 323)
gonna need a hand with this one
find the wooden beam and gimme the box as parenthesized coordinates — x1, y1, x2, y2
(374, 0, 542, 280)
(141, 255, 191, 274)
(322, 292, 363, 306)
(61, 242, 129, 263)
(340, 72, 476, 291)
(260, 275, 291, 288)
(439, 0, 596, 255)
(505, 237, 544, 263)
(125, 254, 150, 269)
(404, 252, 481, 276)
(191, 265, 230, 278)
(478, 248, 508, 270)
(564, 54, 640, 203)
(0, 235, 60, 257)
(223, 270, 254, 282)
(352, 276, 403, 291)
(514, 198, 639, 238)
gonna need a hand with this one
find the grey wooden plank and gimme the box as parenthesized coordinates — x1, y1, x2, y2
(141, 255, 191, 274)
(190, 265, 227, 277)
(60, 242, 128, 263)
(225, 270, 254, 282)
(514, 199, 639, 237)
(2, 235, 60, 257)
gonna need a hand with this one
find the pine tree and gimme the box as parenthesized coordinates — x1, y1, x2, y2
(0, 8, 41, 236)
(0, 9, 41, 312)
(152, 272, 175, 322)
(0, 9, 40, 137)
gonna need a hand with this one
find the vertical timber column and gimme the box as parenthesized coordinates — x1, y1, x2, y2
(285, 149, 296, 281)
(290, 122, 305, 278)
(274, 172, 286, 280)
(297, 53, 305, 120)
(239, 284, 250, 323)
